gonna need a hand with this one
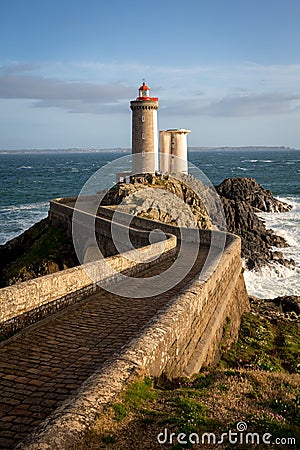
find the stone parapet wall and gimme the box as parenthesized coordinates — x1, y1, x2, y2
(49, 197, 232, 248)
(122, 236, 248, 378)
(0, 196, 228, 338)
(50, 198, 177, 257)
(2, 196, 250, 449)
(17, 233, 249, 450)
(0, 235, 176, 337)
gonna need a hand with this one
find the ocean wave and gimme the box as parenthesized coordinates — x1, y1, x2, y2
(241, 159, 258, 163)
(0, 201, 49, 213)
(16, 165, 33, 170)
(244, 262, 300, 298)
(237, 167, 247, 171)
(275, 195, 299, 206)
(257, 197, 300, 248)
(248, 195, 300, 297)
(0, 201, 49, 244)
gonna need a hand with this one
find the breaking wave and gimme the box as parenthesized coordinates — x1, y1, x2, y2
(244, 196, 300, 297)
(244, 262, 299, 298)
(0, 201, 48, 245)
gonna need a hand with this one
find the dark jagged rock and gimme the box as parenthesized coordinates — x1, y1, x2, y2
(103, 176, 292, 270)
(216, 178, 292, 270)
(216, 177, 291, 213)
(274, 295, 300, 315)
(249, 295, 300, 322)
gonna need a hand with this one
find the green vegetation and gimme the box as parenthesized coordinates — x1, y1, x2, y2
(124, 377, 157, 408)
(221, 312, 300, 373)
(0, 219, 78, 285)
(10, 225, 72, 268)
(73, 309, 299, 450)
(112, 378, 157, 422)
(112, 403, 128, 422)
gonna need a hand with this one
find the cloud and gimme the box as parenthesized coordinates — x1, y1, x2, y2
(207, 92, 300, 116)
(0, 64, 133, 114)
(1, 62, 300, 117)
(164, 92, 300, 117)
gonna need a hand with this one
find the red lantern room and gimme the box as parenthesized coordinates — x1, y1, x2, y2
(136, 81, 158, 101)
(139, 82, 150, 98)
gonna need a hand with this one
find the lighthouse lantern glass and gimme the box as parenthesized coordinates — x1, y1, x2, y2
(139, 82, 150, 98)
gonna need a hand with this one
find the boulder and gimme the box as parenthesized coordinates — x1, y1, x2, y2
(101, 174, 212, 229)
(274, 295, 300, 315)
(249, 295, 300, 322)
(216, 177, 291, 213)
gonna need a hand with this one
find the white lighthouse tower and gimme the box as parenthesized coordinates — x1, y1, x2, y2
(130, 82, 159, 174)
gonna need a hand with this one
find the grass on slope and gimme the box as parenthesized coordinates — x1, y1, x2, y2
(72, 311, 300, 450)
(221, 313, 300, 374)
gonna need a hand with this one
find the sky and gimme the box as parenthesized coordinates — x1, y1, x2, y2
(1, 0, 300, 150)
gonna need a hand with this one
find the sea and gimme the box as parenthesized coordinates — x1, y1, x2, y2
(0, 148, 299, 298)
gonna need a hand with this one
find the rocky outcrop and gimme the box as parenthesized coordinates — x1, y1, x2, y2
(216, 177, 291, 213)
(0, 218, 78, 287)
(105, 176, 294, 270)
(250, 295, 300, 323)
(0, 176, 294, 286)
(216, 178, 292, 270)
(101, 173, 212, 229)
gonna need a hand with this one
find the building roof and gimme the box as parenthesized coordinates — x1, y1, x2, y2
(139, 82, 150, 91)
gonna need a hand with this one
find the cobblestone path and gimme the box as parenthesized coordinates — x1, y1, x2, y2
(0, 245, 210, 449)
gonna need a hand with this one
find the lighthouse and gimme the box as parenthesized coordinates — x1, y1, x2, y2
(130, 82, 159, 174)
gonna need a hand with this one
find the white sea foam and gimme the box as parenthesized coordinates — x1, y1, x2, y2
(244, 195, 300, 297)
(0, 202, 48, 213)
(16, 165, 33, 169)
(244, 262, 300, 298)
(257, 196, 300, 260)
(0, 201, 49, 245)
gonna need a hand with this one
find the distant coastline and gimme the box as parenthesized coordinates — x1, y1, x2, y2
(0, 145, 298, 154)
(189, 145, 298, 152)
(0, 147, 131, 155)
